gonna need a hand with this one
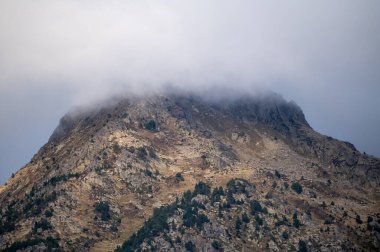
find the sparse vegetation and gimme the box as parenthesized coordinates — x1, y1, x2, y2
(324, 215, 334, 225)
(43, 173, 80, 187)
(95, 201, 111, 221)
(23, 191, 58, 216)
(211, 186, 224, 203)
(176, 172, 184, 181)
(212, 240, 223, 250)
(282, 231, 289, 240)
(117, 181, 258, 251)
(185, 241, 195, 251)
(144, 169, 153, 177)
(175, 236, 181, 243)
(272, 181, 277, 188)
(284, 182, 289, 189)
(136, 146, 158, 161)
(0, 204, 18, 235)
(1, 95, 378, 252)
(226, 189, 235, 205)
(293, 213, 301, 228)
(102, 160, 111, 170)
(136, 147, 148, 160)
(255, 215, 264, 226)
(113, 143, 122, 154)
(309, 190, 317, 198)
(182, 198, 209, 228)
(147, 147, 157, 159)
(227, 179, 252, 196)
(250, 200, 267, 214)
(242, 212, 250, 223)
(235, 217, 242, 235)
(275, 170, 281, 178)
(3, 237, 60, 252)
(275, 215, 289, 227)
(356, 214, 363, 224)
(291, 182, 303, 194)
(44, 209, 53, 218)
(126, 145, 135, 153)
(298, 240, 308, 252)
(193, 181, 211, 196)
(33, 218, 52, 233)
(144, 120, 157, 131)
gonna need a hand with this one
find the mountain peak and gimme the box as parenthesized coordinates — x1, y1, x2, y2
(1, 92, 379, 251)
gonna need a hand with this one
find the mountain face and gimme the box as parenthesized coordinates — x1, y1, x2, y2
(0, 93, 379, 251)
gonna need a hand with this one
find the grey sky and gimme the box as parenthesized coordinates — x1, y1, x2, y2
(1, 1, 380, 184)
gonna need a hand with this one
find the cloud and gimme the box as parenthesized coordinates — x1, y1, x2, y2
(1, 1, 377, 102)
(0, 0, 379, 183)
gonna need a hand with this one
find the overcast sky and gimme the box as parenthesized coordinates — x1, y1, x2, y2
(1, 0, 379, 184)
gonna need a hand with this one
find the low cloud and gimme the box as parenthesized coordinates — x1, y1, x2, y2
(1, 1, 378, 103)
(0, 0, 379, 183)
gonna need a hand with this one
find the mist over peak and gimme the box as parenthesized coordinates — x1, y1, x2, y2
(0, 3, 380, 249)
(0, 1, 380, 185)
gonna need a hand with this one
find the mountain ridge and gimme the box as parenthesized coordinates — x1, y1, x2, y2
(0, 92, 379, 251)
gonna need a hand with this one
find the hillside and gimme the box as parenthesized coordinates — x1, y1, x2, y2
(0, 92, 379, 251)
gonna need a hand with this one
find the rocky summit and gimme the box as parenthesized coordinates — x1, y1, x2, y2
(0, 92, 379, 251)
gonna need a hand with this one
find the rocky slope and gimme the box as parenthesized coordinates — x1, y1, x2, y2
(0, 92, 379, 251)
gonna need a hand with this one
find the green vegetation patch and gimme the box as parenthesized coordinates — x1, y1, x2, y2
(115, 179, 255, 252)
(291, 182, 303, 194)
(95, 201, 111, 221)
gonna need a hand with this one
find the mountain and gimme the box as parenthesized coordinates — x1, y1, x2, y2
(0, 92, 379, 251)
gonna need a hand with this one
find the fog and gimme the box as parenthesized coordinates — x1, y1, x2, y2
(1, 0, 380, 184)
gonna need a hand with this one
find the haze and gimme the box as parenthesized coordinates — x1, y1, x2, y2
(1, 0, 380, 184)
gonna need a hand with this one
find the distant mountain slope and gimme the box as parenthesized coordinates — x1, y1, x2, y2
(0, 92, 379, 251)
